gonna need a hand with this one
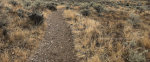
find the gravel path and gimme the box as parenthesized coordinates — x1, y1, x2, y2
(28, 9, 78, 62)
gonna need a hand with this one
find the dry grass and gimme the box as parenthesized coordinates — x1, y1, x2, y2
(0, 0, 51, 62)
(64, 9, 78, 19)
(57, 5, 66, 9)
(0, 0, 149, 62)
(63, 1, 150, 62)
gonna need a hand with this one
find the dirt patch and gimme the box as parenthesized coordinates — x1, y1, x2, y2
(28, 9, 78, 62)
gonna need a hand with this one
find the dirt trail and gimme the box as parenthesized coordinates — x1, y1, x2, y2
(28, 9, 77, 62)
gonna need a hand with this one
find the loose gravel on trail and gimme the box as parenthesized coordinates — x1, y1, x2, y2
(28, 9, 78, 62)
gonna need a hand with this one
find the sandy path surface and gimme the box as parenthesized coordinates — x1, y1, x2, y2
(28, 9, 78, 62)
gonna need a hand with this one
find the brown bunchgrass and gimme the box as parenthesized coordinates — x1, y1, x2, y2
(57, 5, 66, 9)
(63, 2, 150, 61)
(63, 10, 78, 19)
(0, 51, 10, 62)
(0, 0, 47, 62)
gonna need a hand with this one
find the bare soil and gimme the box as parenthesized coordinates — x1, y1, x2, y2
(28, 9, 78, 62)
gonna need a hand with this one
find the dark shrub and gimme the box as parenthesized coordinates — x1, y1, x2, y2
(66, 5, 72, 10)
(60, 2, 65, 5)
(133, 24, 141, 29)
(28, 13, 44, 25)
(17, 9, 24, 18)
(146, 0, 150, 10)
(5, 7, 13, 13)
(126, 3, 129, 6)
(0, 21, 7, 28)
(25, 2, 31, 7)
(66, 6, 70, 9)
(98, 13, 103, 17)
(0, 2, 2, 9)
(9, 1, 18, 6)
(81, 9, 90, 16)
(46, 3, 57, 11)
(81, 5, 89, 9)
(95, 41, 100, 47)
(0, 22, 5, 28)
(66, 4, 73, 10)
(93, 5, 104, 13)
(3, 29, 7, 36)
